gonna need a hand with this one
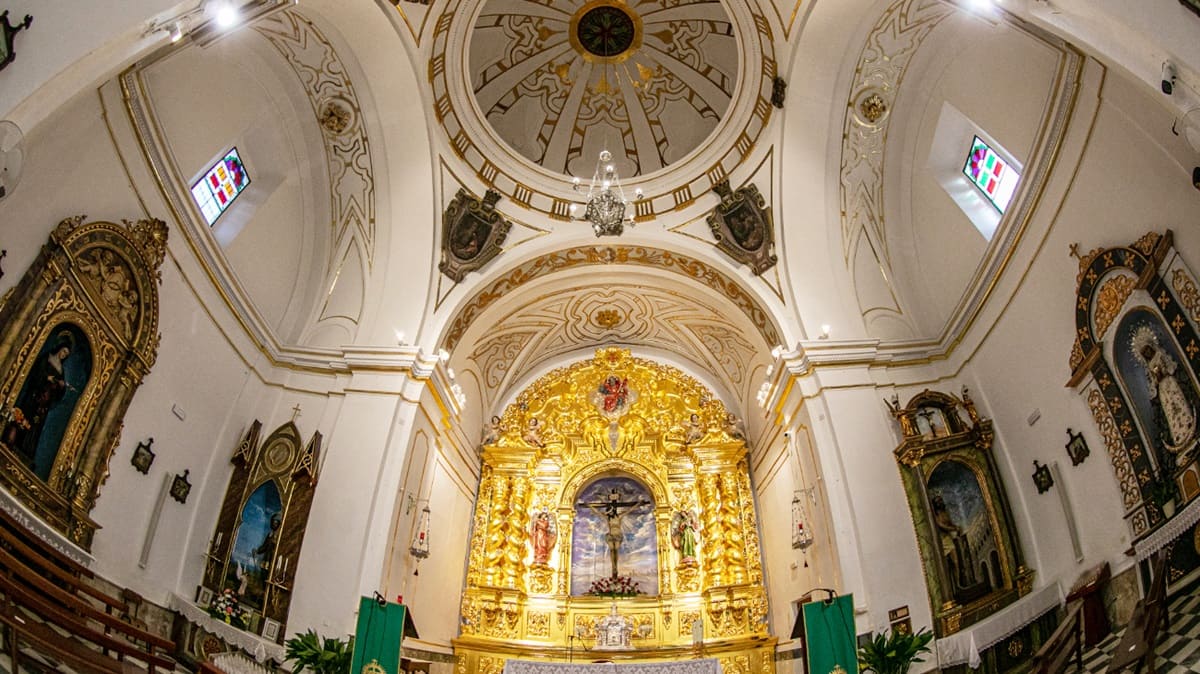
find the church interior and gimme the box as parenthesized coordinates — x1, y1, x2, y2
(1, 0, 1200, 672)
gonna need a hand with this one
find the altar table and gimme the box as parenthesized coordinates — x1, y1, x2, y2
(502, 659, 721, 674)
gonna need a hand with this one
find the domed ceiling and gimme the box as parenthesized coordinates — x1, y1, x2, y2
(468, 0, 739, 178)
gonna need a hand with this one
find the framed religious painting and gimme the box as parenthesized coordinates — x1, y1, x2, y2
(1064, 429, 1089, 466)
(890, 388, 1032, 636)
(0, 216, 166, 549)
(198, 420, 322, 640)
(131, 438, 156, 474)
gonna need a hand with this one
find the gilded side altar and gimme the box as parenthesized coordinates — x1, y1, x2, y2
(454, 349, 775, 673)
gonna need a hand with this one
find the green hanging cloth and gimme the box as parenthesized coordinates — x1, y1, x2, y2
(803, 593, 860, 674)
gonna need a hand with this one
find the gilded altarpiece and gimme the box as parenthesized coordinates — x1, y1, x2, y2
(890, 390, 1032, 637)
(0, 216, 166, 548)
(454, 349, 775, 673)
(1069, 231, 1200, 586)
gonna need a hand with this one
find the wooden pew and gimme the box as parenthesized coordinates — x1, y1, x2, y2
(1106, 552, 1170, 674)
(0, 508, 176, 672)
(1030, 602, 1083, 673)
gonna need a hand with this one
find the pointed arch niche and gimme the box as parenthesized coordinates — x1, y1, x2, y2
(1069, 230, 1200, 586)
(454, 348, 775, 671)
(198, 419, 322, 644)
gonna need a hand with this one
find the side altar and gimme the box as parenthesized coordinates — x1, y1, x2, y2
(453, 349, 776, 673)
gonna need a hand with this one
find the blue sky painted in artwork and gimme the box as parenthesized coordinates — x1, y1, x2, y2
(570, 476, 659, 595)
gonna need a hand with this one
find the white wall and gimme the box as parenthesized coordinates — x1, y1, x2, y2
(0, 0, 183, 129)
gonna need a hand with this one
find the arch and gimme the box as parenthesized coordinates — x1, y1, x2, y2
(438, 245, 783, 352)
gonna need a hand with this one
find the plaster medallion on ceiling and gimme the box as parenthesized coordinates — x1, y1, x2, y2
(469, 0, 736, 178)
(431, 0, 775, 219)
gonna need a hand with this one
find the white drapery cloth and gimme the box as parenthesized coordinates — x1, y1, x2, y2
(168, 592, 285, 663)
(1134, 496, 1200, 562)
(933, 583, 1062, 668)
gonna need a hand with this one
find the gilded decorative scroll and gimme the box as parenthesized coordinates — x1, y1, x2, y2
(1172, 269, 1200, 324)
(1087, 388, 1141, 511)
(1094, 274, 1135, 339)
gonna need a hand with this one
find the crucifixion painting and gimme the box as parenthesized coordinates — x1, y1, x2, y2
(570, 476, 658, 595)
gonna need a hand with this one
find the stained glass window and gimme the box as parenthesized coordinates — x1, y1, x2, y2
(962, 136, 1019, 213)
(191, 148, 251, 226)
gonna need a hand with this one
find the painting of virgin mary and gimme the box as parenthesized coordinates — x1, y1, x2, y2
(1, 324, 92, 481)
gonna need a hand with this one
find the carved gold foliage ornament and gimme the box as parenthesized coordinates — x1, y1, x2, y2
(1094, 274, 1136, 339)
(527, 612, 550, 637)
(1088, 387, 1141, 511)
(1134, 232, 1162, 257)
(1173, 269, 1200, 324)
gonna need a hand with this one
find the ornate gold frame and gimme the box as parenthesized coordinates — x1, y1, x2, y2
(890, 389, 1032, 636)
(0, 216, 166, 548)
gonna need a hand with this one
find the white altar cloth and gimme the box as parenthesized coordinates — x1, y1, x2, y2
(934, 583, 1062, 669)
(168, 592, 286, 663)
(503, 659, 721, 674)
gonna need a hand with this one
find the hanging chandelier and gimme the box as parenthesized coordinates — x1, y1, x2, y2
(569, 150, 643, 237)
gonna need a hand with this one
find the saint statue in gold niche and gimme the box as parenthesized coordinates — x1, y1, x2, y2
(530, 510, 557, 566)
(671, 510, 699, 564)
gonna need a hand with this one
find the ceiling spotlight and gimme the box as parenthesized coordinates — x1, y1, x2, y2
(213, 2, 240, 28)
(169, 21, 184, 42)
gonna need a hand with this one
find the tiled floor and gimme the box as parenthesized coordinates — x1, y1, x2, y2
(1082, 592, 1200, 673)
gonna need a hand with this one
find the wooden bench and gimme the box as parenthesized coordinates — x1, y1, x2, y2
(1030, 602, 1083, 673)
(1106, 552, 1170, 674)
(0, 507, 176, 672)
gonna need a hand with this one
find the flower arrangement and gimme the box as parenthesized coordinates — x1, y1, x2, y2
(209, 588, 246, 629)
(586, 575, 641, 597)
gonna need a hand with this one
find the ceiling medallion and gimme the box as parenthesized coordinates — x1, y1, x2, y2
(853, 88, 890, 126)
(568, 0, 643, 64)
(594, 308, 624, 329)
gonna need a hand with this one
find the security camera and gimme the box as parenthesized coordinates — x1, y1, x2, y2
(1163, 61, 1178, 96)
(783, 431, 792, 438)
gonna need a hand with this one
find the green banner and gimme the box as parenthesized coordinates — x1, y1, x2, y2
(350, 598, 406, 674)
(803, 594, 859, 674)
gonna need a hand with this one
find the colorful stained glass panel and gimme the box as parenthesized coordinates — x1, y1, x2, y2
(191, 148, 251, 226)
(962, 136, 1019, 213)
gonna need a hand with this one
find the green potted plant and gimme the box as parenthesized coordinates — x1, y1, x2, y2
(284, 630, 354, 674)
(858, 626, 934, 674)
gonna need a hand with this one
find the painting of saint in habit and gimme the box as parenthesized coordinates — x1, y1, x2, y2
(571, 476, 658, 596)
(1114, 309, 1200, 472)
(0, 324, 92, 481)
(927, 460, 1002, 605)
(224, 481, 283, 610)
